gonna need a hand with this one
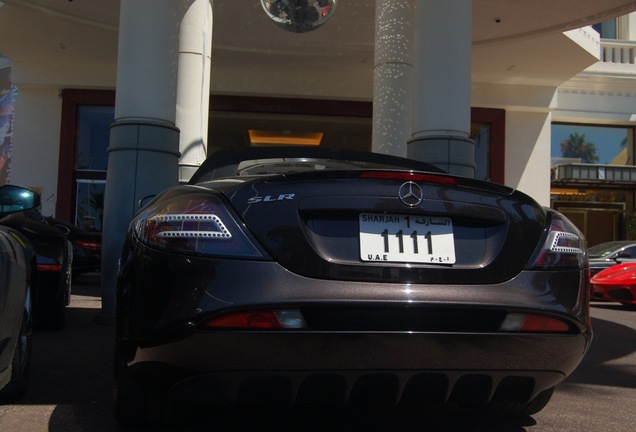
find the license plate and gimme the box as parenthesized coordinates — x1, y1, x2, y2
(359, 213, 456, 264)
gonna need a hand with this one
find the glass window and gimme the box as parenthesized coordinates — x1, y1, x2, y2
(76, 105, 113, 171)
(75, 180, 105, 231)
(551, 124, 634, 166)
(593, 19, 617, 39)
(471, 122, 490, 181)
(74, 105, 112, 231)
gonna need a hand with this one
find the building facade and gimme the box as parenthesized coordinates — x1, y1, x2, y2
(551, 15, 636, 246)
(1, 2, 636, 246)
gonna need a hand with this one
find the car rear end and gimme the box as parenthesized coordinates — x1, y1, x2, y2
(1, 211, 72, 329)
(590, 263, 636, 306)
(115, 149, 591, 425)
(46, 217, 102, 278)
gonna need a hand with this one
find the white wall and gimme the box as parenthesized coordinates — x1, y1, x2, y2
(210, 61, 373, 100)
(472, 82, 556, 205)
(555, 83, 636, 123)
(626, 13, 636, 40)
(10, 86, 62, 217)
(504, 111, 552, 206)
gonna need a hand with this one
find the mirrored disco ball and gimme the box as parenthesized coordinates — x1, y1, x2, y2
(260, 0, 337, 33)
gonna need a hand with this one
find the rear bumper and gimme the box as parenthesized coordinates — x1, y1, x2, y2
(591, 283, 636, 305)
(119, 255, 592, 338)
(126, 330, 589, 406)
(118, 251, 592, 406)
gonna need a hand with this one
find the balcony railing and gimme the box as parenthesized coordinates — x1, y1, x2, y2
(601, 39, 636, 64)
(552, 163, 636, 186)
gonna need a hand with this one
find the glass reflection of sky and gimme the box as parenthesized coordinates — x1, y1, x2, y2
(551, 124, 632, 165)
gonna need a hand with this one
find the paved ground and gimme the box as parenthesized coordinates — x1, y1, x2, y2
(1, 274, 635, 431)
(0, 274, 117, 432)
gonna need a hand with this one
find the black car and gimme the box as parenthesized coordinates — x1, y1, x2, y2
(0, 185, 72, 330)
(0, 225, 34, 401)
(114, 146, 592, 427)
(46, 217, 101, 278)
(588, 240, 636, 276)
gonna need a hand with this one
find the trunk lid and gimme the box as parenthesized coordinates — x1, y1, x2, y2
(211, 170, 546, 285)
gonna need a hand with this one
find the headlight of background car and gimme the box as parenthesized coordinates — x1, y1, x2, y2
(528, 212, 587, 269)
(133, 193, 266, 258)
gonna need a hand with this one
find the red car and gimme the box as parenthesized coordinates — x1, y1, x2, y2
(590, 262, 636, 307)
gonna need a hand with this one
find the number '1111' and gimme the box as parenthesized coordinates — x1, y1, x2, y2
(381, 230, 433, 254)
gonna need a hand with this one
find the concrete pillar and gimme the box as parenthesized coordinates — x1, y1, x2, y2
(372, 0, 413, 158)
(177, 0, 213, 183)
(408, 0, 475, 177)
(99, 0, 182, 323)
(505, 111, 552, 206)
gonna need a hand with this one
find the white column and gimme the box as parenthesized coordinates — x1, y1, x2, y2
(505, 111, 552, 206)
(408, 0, 475, 177)
(100, 0, 182, 323)
(372, 0, 413, 157)
(177, 0, 213, 183)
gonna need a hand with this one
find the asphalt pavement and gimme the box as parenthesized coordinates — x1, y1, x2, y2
(0, 273, 116, 431)
(0, 274, 635, 432)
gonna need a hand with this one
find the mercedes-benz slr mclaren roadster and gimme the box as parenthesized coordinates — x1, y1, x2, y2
(114, 146, 592, 427)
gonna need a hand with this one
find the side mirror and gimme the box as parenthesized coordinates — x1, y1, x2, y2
(51, 223, 71, 235)
(614, 251, 632, 261)
(0, 185, 40, 214)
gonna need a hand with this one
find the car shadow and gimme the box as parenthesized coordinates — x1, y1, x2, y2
(71, 273, 102, 297)
(563, 312, 636, 389)
(19, 276, 120, 432)
(149, 403, 536, 432)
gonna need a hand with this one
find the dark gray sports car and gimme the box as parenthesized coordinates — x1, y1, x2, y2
(0, 226, 33, 402)
(114, 146, 592, 427)
(0, 185, 72, 330)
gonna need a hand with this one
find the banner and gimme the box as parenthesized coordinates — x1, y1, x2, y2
(0, 64, 16, 185)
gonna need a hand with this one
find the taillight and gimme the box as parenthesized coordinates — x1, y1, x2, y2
(37, 264, 63, 272)
(500, 313, 571, 333)
(134, 194, 266, 258)
(76, 240, 101, 251)
(528, 212, 586, 269)
(201, 309, 307, 330)
(360, 171, 457, 185)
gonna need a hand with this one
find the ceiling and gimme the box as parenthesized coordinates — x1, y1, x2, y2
(2, 0, 636, 92)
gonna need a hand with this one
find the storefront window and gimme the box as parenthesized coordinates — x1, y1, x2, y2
(551, 124, 633, 166)
(551, 124, 636, 245)
(471, 122, 490, 181)
(75, 179, 105, 231)
(73, 104, 112, 231)
(76, 106, 112, 171)
(593, 19, 617, 39)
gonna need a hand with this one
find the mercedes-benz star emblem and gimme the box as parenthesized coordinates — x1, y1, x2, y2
(398, 181, 423, 207)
